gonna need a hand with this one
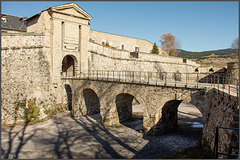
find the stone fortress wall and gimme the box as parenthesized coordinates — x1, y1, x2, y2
(1, 2, 238, 131)
(1, 33, 62, 125)
(90, 30, 166, 55)
(88, 41, 199, 73)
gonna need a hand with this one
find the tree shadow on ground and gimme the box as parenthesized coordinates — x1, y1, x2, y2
(1, 121, 37, 159)
(72, 116, 139, 158)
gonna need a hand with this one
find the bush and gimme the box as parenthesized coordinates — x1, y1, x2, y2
(20, 98, 40, 123)
(105, 41, 110, 47)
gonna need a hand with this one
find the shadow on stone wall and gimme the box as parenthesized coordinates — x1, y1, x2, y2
(145, 100, 182, 136)
(83, 88, 100, 115)
(199, 67, 227, 84)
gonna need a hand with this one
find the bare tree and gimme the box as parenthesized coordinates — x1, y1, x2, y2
(231, 37, 239, 59)
(231, 37, 239, 50)
(160, 33, 181, 56)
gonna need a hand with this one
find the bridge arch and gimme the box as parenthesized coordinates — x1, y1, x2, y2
(64, 84, 72, 111)
(148, 98, 203, 135)
(72, 83, 102, 118)
(115, 93, 134, 122)
(114, 89, 146, 131)
(83, 88, 100, 115)
(61, 55, 77, 77)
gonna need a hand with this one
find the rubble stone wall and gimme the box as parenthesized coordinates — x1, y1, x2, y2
(1, 33, 66, 125)
(88, 42, 199, 73)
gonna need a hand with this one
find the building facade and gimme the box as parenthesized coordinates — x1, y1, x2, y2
(1, 2, 200, 125)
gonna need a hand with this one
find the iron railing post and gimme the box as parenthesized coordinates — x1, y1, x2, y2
(237, 87, 239, 104)
(211, 74, 213, 87)
(186, 73, 188, 88)
(223, 76, 225, 93)
(132, 71, 134, 83)
(214, 122, 219, 159)
(119, 71, 121, 82)
(156, 72, 157, 85)
(125, 71, 126, 82)
(175, 73, 177, 87)
(228, 78, 230, 95)
(197, 72, 199, 89)
(148, 72, 149, 85)
(165, 72, 167, 86)
(214, 75, 216, 88)
(140, 71, 141, 83)
(107, 70, 109, 81)
(113, 71, 114, 81)
(102, 70, 103, 81)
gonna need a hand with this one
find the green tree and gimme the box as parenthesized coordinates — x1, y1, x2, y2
(151, 42, 160, 54)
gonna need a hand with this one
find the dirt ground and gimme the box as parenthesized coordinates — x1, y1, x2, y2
(1, 101, 203, 159)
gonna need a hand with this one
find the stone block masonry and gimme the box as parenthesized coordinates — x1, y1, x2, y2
(1, 33, 65, 125)
(90, 30, 166, 55)
(88, 42, 199, 73)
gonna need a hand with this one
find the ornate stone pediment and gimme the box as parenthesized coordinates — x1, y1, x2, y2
(51, 2, 93, 20)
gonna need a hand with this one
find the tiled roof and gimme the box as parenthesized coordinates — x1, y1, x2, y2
(1, 14, 27, 32)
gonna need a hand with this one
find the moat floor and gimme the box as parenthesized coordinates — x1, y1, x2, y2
(1, 104, 202, 159)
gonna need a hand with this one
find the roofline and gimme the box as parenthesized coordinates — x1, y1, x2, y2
(26, 13, 41, 21)
(90, 29, 162, 48)
(26, 2, 93, 21)
(1, 13, 27, 19)
(51, 2, 93, 19)
(1, 27, 26, 32)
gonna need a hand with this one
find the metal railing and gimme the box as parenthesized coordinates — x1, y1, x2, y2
(214, 122, 239, 158)
(62, 70, 239, 97)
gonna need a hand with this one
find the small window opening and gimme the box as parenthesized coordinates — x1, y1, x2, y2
(1, 15, 6, 22)
(122, 45, 124, 50)
(209, 68, 214, 72)
(135, 47, 139, 52)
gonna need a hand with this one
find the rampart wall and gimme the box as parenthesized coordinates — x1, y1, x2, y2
(200, 89, 239, 158)
(88, 42, 199, 73)
(90, 30, 166, 55)
(1, 33, 67, 125)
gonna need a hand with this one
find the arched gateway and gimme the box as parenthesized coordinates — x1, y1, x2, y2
(62, 55, 77, 77)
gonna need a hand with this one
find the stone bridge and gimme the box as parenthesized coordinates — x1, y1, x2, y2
(62, 70, 238, 135)
(62, 70, 239, 157)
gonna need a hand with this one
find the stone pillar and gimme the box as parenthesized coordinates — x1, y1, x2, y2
(226, 62, 239, 85)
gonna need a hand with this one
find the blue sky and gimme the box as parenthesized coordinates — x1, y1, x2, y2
(1, 1, 239, 52)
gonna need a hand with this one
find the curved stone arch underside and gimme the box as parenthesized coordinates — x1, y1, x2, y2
(114, 89, 146, 128)
(61, 54, 78, 77)
(114, 89, 146, 114)
(64, 84, 73, 111)
(73, 84, 102, 117)
(115, 93, 134, 123)
(148, 98, 204, 135)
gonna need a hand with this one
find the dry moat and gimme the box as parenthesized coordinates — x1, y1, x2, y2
(1, 101, 204, 159)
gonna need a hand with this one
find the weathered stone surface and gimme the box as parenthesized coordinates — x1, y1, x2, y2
(1, 3, 238, 159)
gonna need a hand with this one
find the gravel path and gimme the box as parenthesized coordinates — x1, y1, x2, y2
(1, 112, 202, 159)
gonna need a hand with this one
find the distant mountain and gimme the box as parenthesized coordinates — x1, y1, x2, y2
(177, 48, 235, 60)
